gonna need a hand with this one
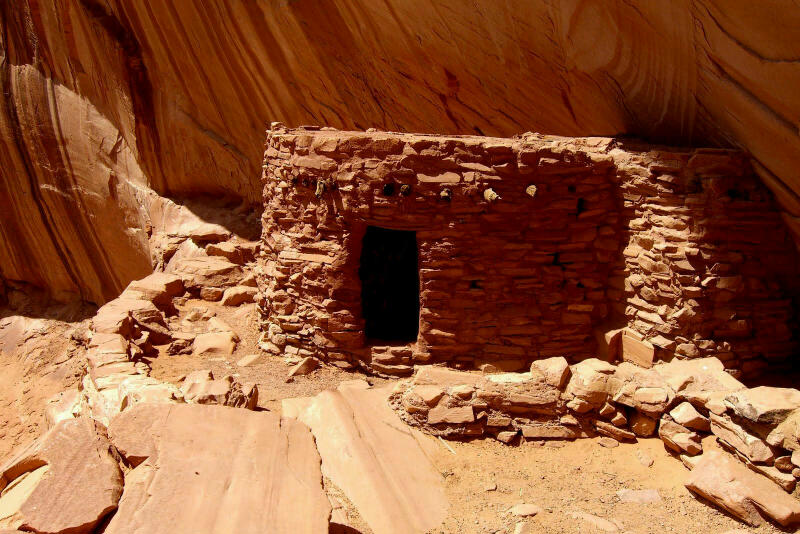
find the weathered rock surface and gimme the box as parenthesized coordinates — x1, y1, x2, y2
(192, 331, 238, 357)
(710, 414, 775, 464)
(121, 273, 184, 310)
(724, 387, 800, 425)
(670, 402, 710, 432)
(106, 403, 330, 534)
(180, 370, 257, 409)
(283, 381, 448, 534)
(658, 419, 702, 456)
(0, 418, 123, 533)
(686, 451, 800, 527)
(4, 0, 800, 308)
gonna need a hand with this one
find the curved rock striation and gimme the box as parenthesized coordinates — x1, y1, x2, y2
(2, 1, 800, 301)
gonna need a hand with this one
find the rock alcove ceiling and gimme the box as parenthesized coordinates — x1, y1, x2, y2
(1, 1, 800, 304)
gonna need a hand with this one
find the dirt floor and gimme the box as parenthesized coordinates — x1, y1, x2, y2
(427, 434, 783, 534)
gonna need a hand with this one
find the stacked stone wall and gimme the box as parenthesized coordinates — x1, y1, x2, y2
(614, 146, 799, 376)
(258, 125, 799, 376)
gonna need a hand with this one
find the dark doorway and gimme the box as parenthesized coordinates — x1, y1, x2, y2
(359, 226, 420, 342)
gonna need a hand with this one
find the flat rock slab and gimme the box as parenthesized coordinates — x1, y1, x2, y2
(725, 387, 800, 425)
(0, 417, 123, 533)
(106, 403, 329, 534)
(283, 381, 448, 534)
(617, 489, 661, 504)
(686, 450, 800, 526)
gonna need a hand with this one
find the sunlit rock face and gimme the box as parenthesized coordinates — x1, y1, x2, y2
(1, 0, 800, 302)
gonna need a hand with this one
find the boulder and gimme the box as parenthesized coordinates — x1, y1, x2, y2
(629, 412, 657, 437)
(283, 381, 448, 534)
(188, 222, 230, 242)
(595, 421, 635, 442)
(181, 370, 257, 409)
(121, 272, 184, 310)
(611, 363, 671, 416)
(477, 372, 560, 415)
(0, 418, 123, 533)
(414, 385, 445, 406)
(686, 451, 800, 526)
(669, 402, 710, 432)
(520, 423, 578, 440)
(530, 357, 570, 389)
(288, 356, 319, 377)
(658, 419, 702, 456)
(428, 405, 475, 425)
(653, 357, 745, 410)
(509, 503, 541, 517)
(200, 287, 224, 301)
(221, 286, 257, 306)
(206, 241, 258, 264)
(725, 387, 800, 425)
(564, 359, 616, 410)
(167, 331, 195, 355)
(620, 330, 655, 368)
(93, 297, 164, 337)
(192, 331, 238, 357)
(106, 403, 330, 534)
(767, 409, 800, 451)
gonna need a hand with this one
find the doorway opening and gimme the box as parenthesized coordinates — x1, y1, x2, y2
(359, 226, 420, 343)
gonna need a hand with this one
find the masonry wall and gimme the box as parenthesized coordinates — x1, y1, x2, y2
(613, 146, 799, 376)
(258, 125, 799, 376)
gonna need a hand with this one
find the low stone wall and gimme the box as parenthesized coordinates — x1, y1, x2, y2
(389, 359, 800, 495)
(258, 125, 799, 375)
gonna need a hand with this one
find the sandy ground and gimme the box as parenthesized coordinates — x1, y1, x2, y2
(427, 434, 786, 534)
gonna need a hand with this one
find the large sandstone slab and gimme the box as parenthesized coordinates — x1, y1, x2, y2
(171, 257, 243, 289)
(686, 451, 800, 527)
(121, 272, 185, 309)
(725, 387, 800, 425)
(106, 403, 330, 534)
(710, 413, 775, 464)
(283, 381, 448, 534)
(0, 418, 123, 533)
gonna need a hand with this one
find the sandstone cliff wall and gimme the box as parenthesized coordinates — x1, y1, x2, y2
(258, 127, 799, 375)
(2, 1, 800, 303)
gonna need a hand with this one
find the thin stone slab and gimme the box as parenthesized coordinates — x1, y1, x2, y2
(0, 417, 123, 533)
(283, 380, 448, 534)
(686, 451, 800, 527)
(106, 403, 329, 534)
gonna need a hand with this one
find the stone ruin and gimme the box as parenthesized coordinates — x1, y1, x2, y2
(258, 124, 799, 378)
(5, 123, 800, 533)
(255, 124, 800, 527)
